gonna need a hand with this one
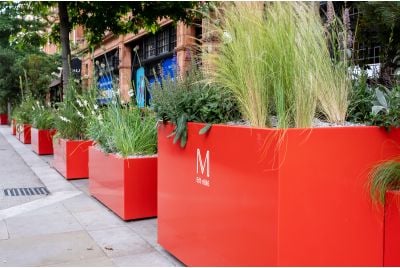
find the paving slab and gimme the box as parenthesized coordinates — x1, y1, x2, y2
(0, 221, 8, 240)
(0, 230, 105, 267)
(48, 256, 115, 267)
(111, 249, 175, 267)
(61, 193, 105, 213)
(72, 208, 126, 231)
(88, 226, 153, 258)
(126, 218, 158, 247)
(70, 179, 90, 195)
(153, 246, 185, 267)
(6, 204, 83, 239)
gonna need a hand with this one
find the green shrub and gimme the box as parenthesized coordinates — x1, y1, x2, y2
(370, 85, 400, 129)
(151, 64, 241, 147)
(14, 95, 36, 125)
(87, 100, 157, 157)
(31, 101, 55, 130)
(53, 82, 96, 140)
(346, 71, 374, 123)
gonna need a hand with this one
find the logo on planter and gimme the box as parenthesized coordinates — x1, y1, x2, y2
(196, 148, 210, 187)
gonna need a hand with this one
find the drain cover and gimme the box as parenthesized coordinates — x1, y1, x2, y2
(4, 187, 50, 196)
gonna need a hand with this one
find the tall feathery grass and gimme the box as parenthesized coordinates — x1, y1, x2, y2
(316, 16, 351, 124)
(203, 2, 271, 128)
(370, 159, 400, 205)
(203, 2, 350, 128)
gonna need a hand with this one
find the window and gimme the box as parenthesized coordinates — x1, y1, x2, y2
(157, 29, 169, 55)
(138, 25, 177, 61)
(144, 36, 156, 59)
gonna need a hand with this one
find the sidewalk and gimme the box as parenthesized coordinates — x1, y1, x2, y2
(0, 126, 183, 267)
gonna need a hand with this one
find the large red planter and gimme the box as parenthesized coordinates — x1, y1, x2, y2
(0, 114, 8, 125)
(31, 128, 57, 155)
(11, 119, 16, 135)
(384, 190, 400, 266)
(16, 124, 31, 144)
(53, 138, 93, 179)
(89, 146, 157, 220)
(158, 122, 400, 266)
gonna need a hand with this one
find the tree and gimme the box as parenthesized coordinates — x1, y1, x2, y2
(12, 53, 61, 99)
(0, 2, 47, 52)
(0, 2, 50, 106)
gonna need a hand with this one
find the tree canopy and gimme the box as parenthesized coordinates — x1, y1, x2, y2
(0, 1, 60, 107)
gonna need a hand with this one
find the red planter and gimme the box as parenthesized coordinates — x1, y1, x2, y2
(89, 146, 157, 220)
(0, 114, 8, 125)
(158, 123, 400, 266)
(11, 119, 16, 135)
(16, 124, 31, 144)
(384, 190, 400, 266)
(31, 128, 57, 155)
(52, 138, 93, 179)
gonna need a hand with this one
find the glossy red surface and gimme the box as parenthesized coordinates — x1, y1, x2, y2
(31, 128, 56, 155)
(0, 114, 8, 125)
(11, 119, 16, 135)
(16, 124, 31, 144)
(158, 123, 400, 266)
(52, 138, 93, 179)
(384, 191, 400, 266)
(89, 146, 157, 220)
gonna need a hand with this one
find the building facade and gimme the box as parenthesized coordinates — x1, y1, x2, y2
(77, 20, 199, 104)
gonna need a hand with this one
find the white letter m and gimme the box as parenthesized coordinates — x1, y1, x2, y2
(196, 149, 210, 177)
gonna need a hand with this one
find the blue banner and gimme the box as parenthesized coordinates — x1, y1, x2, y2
(97, 74, 113, 105)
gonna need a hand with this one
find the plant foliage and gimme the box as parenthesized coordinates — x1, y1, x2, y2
(53, 82, 95, 140)
(31, 101, 55, 130)
(86, 97, 157, 157)
(203, 2, 350, 128)
(370, 85, 400, 129)
(370, 159, 400, 205)
(13, 94, 36, 125)
(346, 71, 375, 123)
(151, 64, 241, 147)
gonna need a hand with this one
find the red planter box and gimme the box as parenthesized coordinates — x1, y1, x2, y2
(158, 123, 400, 266)
(31, 128, 57, 155)
(16, 124, 31, 144)
(53, 138, 93, 179)
(0, 114, 8, 125)
(11, 119, 16, 135)
(384, 190, 400, 266)
(89, 146, 157, 220)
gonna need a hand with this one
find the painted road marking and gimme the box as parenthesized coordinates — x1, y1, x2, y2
(0, 191, 82, 220)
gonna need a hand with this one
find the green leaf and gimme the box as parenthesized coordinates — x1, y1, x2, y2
(180, 129, 187, 148)
(199, 123, 212, 135)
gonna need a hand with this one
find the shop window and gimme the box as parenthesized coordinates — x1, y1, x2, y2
(157, 29, 169, 55)
(139, 25, 177, 61)
(144, 36, 156, 59)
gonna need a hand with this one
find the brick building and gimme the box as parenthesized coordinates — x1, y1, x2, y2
(74, 20, 199, 104)
(42, 15, 200, 104)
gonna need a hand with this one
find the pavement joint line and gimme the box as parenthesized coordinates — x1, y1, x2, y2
(0, 190, 82, 220)
(0, 127, 83, 219)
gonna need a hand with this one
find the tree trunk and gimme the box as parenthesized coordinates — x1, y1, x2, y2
(58, 1, 71, 91)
